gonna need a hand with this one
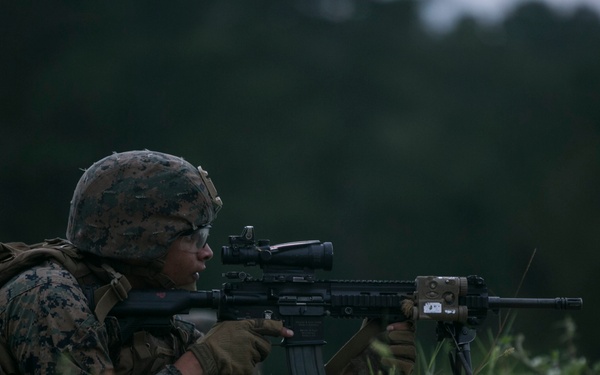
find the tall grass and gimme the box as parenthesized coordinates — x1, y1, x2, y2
(410, 249, 596, 375)
(413, 315, 599, 375)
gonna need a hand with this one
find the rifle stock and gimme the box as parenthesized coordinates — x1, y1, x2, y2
(110, 226, 583, 375)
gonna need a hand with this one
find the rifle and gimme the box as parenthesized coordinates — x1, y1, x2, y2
(110, 226, 583, 375)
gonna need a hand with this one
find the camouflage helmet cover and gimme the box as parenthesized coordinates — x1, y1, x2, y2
(66, 150, 222, 263)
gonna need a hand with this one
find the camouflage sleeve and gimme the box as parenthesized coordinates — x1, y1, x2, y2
(1, 261, 113, 374)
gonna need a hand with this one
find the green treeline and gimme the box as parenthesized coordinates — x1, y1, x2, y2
(1, 0, 598, 368)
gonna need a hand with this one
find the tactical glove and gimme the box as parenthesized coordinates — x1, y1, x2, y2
(326, 318, 416, 375)
(373, 320, 416, 374)
(188, 319, 283, 375)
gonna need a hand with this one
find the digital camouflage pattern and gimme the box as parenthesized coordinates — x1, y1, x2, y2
(66, 150, 222, 263)
(0, 260, 202, 375)
(1, 150, 214, 374)
(0, 260, 114, 374)
(0, 149, 215, 374)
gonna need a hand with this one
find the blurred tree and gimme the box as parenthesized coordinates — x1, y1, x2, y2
(1, 0, 598, 368)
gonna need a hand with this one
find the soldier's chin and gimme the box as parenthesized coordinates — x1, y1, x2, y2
(193, 272, 200, 281)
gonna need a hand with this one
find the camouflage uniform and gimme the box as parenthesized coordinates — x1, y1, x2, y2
(0, 150, 416, 375)
(0, 151, 221, 375)
(0, 259, 200, 374)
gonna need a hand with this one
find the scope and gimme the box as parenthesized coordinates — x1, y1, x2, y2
(221, 226, 333, 271)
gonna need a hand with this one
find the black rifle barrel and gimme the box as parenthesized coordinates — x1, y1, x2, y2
(487, 296, 582, 310)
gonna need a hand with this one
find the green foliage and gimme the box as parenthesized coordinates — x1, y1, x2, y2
(416, 339, 446, 375)
(415, 317, 600, 375)
(1, 0, 597, 365)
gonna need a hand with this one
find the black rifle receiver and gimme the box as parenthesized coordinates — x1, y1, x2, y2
(110, 226, 583, 375)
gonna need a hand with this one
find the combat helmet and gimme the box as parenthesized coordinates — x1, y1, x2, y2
(66, 150, 222, 264)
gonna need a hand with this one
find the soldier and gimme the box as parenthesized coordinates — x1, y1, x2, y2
(0, 150, 415, 375)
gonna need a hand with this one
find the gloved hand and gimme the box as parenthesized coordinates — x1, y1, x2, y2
(373, 320, 416, 374)
(187, 319, 284, 375)
(326, 317, 416, 375)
